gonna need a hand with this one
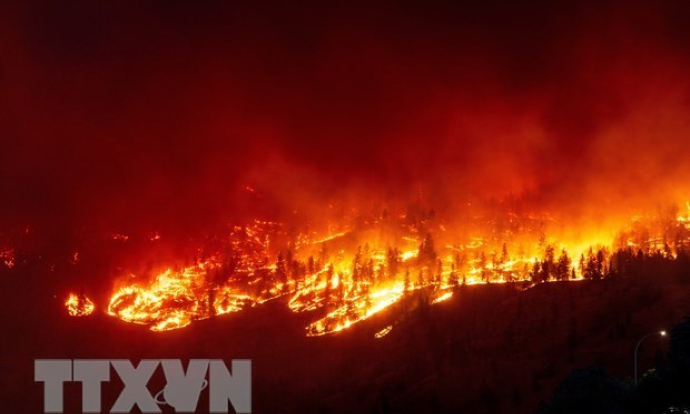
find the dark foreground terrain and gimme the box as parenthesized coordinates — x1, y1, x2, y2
(2, 263, 689, 414)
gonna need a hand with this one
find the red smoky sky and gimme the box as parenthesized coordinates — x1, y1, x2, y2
(1, 0, 690, 234)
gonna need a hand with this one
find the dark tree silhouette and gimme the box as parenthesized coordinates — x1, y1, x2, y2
(538, 366, 630, 414)
(556, 249, 571, 281)
(418, 233, 437, 267)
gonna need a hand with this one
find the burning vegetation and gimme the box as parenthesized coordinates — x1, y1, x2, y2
(65, 293, 95, 317)
(69, 199, 690, 336)
(0, 248, 14, 269)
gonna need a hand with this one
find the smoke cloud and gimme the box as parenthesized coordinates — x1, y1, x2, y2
(1, 0, 690, 236)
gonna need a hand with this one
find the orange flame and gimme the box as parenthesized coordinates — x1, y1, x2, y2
(65, 293, 95, 317)
(91, 202, 690, 335)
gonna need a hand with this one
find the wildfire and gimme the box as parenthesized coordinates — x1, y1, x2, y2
(65, 293, 95, 317)
(432, 290, 453, 304)
(306, 282, 406, 337)
(0, 248, 15, 268)
(107, 264, 256, 331)
(64, 201, 690, 336)
(374, 325, 393, 339)
(109, 233, 129, 242)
